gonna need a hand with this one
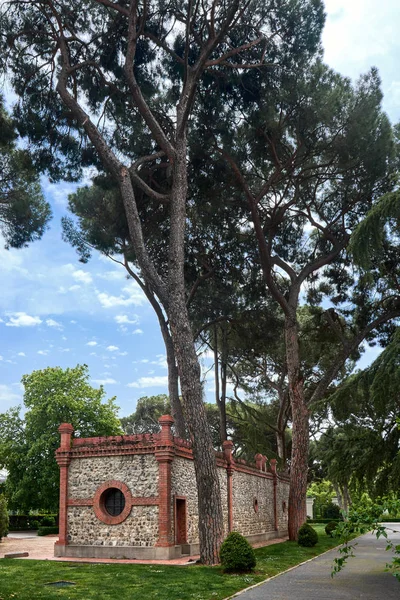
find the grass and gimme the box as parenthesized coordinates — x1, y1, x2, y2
(0, 525, 345, 600)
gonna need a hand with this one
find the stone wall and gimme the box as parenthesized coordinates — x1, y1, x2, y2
(232, 470, 275, 536)
(67, 505, 158, 547)
(68, 454, 158, 498)
(67, 454, 159, 546)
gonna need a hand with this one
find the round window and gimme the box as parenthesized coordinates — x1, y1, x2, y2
(93, 481, 132, 525)
(103, 488, 126, 517)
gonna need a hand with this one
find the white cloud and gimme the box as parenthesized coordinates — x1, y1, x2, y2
(72, 270, 93, 284)
(133, 328, 143, 335)
(37, 350, 48, 356)
(92, 378, 118, 385)
(97, 282, 146, 309)
(17, 352, 25, 357)
(0, 355, 3, 361)
(86, 341, 97, 347)
(46, 318, 63, 330)
(114, 314, 139, 325)
(151, 354, 168, 369)
(127, 375, 168, 388)
(6, 312, 42, 327)
(106, 345, 119, 352)
(0, 384, 22, 410)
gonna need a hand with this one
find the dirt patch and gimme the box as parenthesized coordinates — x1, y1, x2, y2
(0, 535, 58, 560)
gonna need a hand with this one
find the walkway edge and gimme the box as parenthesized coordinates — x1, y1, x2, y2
(224, 535, 365, 600)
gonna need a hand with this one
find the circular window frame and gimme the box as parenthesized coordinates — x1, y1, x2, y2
(93, 481, 132, 525)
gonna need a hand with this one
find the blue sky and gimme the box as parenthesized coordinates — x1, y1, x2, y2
(1, 0, 399, 418)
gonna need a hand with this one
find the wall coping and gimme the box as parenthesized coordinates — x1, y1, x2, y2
(56, 417, 287, 478)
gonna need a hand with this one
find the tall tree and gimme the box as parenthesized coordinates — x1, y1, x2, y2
(192, 59, 399, 538)
(0, 96, 51, 248)
(63, 181, 186, 439)
(0, 0, 326, 562)
(0, 365, 121, 513)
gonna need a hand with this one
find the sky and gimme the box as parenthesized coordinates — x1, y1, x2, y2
(0, 0, 399, 419)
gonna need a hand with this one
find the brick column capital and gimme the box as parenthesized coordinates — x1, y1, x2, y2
(158, 414, 174, 443)
(270, 458, 277, 475)
(58, 423, 74, 450)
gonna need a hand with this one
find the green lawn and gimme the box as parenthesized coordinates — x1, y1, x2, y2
(0, 525, 344, 600)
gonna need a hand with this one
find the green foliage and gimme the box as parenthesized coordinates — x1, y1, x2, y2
(322, 503, 342, 520)
(41, 516, 55, 527)
(298, 523, 319, 547)
(325, 522, 338, 537)
(0, 365, 122, 513)
(332, 497, 400, 581)
(0, 494, 9, 540)
(349, 191, 400, 269)
(121, 395, 170, 435)
(219, 532, 256, 572)
(316, 331, 400, 499)
(37, 526, 59, 536)
(0, 95, 51, 249)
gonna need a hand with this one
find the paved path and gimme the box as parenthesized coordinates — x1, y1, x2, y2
(238, 524, 400, 600)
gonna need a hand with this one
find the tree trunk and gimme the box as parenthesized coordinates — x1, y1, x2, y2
(158, 313, 186, 439)
(167, 136, 223, 564)
(285, 316, 309, 540)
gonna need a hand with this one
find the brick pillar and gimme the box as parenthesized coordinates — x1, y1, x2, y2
(55, 423, 74, 547)
(155, 415, 175, 547)
(223, 440, 235, 533)
(270, 458, 278, 531)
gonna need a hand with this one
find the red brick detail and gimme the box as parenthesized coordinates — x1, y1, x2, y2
(270, 459, 278, 531)
(58, 423, 74, 449)
(158, 414, 174, 443)
(67, 498, 94, 507)
(93, 481, 132, 525)
(56, 424, 74, 546)
(68, 496, 159, 507)
(57, 463, 69, 545)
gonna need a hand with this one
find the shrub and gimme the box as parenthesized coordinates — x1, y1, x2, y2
(0, 495, 9, 541)
(220, 531, 256, 572)
(298, 523, 318, 547)
(37, 526, 59, 536)
(325, 521, 338, 537)
(41, 516, 56, 527)
(30, 519, 40, 530)
(322, 502, 341, 520)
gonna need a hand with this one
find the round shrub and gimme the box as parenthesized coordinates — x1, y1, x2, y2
(298, 523, 318, 547)
(220, 531, 256, 572)
(41, 516, 55, 527)
(325, 521, 338, 537)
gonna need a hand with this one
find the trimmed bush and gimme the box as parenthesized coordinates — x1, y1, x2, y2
(322, 503, 341, 520)
(220, 531, 256, 572)
(37, 526, 59, 536)
(41, 515, 56, 527)
(325, 521, 338, 537)
(298, 523, 318, 547)
(0, 494, 9, 541)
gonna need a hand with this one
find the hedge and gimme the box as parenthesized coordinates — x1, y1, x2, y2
(8, 514, 58, 530)
(37, 526, 59, 536)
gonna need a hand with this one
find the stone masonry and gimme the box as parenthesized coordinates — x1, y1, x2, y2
(55, 416, 289, 560)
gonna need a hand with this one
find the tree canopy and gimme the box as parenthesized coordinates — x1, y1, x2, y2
(0, 96, 51, 248)
(0, 364, 122, 513)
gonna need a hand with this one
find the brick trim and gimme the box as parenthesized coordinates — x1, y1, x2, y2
(93, 480, 132, 525)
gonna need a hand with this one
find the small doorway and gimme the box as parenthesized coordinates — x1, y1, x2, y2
(175, 497, 187, 545)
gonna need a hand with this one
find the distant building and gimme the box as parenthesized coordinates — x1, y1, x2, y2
(55, 417, 290, 560)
